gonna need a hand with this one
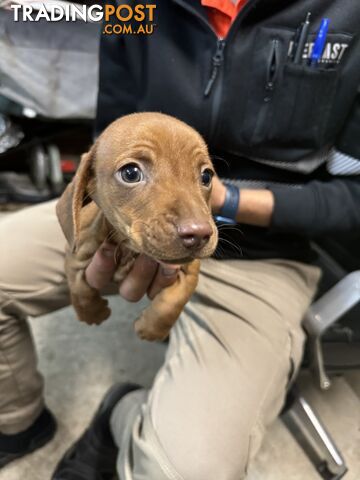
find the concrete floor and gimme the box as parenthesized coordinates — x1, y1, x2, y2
(0, 212, 359, 480)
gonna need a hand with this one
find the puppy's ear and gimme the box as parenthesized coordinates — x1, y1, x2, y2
(56, 148, 95, 251)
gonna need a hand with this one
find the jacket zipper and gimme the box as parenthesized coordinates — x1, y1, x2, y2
(252, 38, 281, 142)
(171, 0, 261, 139)
(205, 39, 226, 138)
(265, 39, 280, 101)
(204, 39, 226, 97)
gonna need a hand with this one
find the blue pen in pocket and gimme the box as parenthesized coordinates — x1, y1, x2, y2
(310, 18, 330, 66)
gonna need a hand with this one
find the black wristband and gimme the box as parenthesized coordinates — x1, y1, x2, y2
(218, 183, 240, 221)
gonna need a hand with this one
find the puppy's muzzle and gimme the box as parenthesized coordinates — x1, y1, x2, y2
(177, 221, 213, 250)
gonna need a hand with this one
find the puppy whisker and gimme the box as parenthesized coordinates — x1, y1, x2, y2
(213, 242, 226, 259)
(218, 237, 243, 257)
(210, 155, 230, 170)
(217, 224, 244, 236)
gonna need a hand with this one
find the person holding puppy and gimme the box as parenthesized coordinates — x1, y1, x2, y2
(1, 1, 360, 479)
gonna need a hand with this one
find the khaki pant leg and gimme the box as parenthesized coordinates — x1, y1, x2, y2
(0, 201, 69, 434)
(111, 258, 320, 480)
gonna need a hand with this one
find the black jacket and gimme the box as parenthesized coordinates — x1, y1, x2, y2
(95, 0, 360, 261)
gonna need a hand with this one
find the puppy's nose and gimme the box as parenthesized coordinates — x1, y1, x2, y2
(177, 222, 212, 249)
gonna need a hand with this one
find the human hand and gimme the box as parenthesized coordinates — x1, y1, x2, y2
(85, 240, 179, 301)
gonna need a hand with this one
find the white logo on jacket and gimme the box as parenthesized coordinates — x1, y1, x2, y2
(288, 41, 349, 64)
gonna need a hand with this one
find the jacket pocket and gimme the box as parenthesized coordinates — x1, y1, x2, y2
(240, 27, 342, 149)
(268, 63, 339, 148)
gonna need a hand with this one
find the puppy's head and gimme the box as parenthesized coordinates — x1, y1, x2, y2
(57, 112, 218, 263)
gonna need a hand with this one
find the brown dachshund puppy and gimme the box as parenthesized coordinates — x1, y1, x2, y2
(56, 112, 218, 341)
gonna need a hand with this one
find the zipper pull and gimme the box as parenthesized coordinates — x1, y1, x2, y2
(204, 39, 226, 97)
(265, 39, 280, 96)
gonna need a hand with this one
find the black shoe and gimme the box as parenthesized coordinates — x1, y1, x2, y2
(52, 383, 141, 480)
(0, 407, 57, 469)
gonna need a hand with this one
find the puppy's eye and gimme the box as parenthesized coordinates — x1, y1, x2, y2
(119, 163, 144, 183)
(201, 168, 214, 187)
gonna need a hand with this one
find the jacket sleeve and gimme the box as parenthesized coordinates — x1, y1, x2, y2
(269, 92, 360, 237)
(95, 2, 137, 136)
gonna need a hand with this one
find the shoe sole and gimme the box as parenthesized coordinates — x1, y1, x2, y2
(0, 415, 57, 469)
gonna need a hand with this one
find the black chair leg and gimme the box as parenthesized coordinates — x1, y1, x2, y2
(282, 394, 347, 479)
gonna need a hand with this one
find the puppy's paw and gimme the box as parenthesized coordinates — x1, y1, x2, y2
(134, 316, 170, 342)
(74, 296, 111, 325)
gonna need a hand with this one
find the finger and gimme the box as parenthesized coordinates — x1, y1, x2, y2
(85, 241, 117, 290)
(119, 254, 158, 302)
(147, 264, 180, 300)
